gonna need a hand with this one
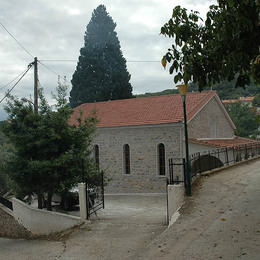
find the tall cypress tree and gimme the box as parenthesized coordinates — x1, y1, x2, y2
(70, 5, 133, 108)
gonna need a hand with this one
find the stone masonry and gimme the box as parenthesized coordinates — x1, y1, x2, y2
(92, 124, 183, 193)
(188, 95, 234, 139)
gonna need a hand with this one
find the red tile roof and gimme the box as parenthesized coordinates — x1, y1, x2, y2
(70, 91, 217, 128)
(222, 96, 254, 104)
(189, 136, 260, 148)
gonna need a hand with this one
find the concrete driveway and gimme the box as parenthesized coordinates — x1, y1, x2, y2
(0, 193, 168, 260)
(70, 193, 167, 223)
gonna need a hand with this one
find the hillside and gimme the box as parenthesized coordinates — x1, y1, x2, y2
(137, 80, 260, 100)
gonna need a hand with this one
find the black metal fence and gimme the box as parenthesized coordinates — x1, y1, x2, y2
(0, 195, 13, 210)
(168, 143, 260, 192)
(86, 171, 105, 219)
(168, 158, 186, 185)
(190, 143, 260, 179)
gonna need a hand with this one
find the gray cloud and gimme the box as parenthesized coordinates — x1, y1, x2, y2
(0, 0, 213, 120)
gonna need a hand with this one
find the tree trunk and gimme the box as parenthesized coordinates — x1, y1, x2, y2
(37, 191, 43, 209)
(46, 191, 53, 211)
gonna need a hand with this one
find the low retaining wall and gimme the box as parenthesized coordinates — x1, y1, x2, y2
(167, 185, 185, 225)
(12, 198, 82, 235)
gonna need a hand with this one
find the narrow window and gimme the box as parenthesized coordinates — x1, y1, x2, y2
(94, 145, 99, 170)
(124, 144, 130, 174)
(210, 119, 219, 138)
(158, 143, 165, 175)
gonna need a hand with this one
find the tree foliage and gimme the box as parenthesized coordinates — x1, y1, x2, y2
(137, 81, 260, 100)
(70, 4, 133, 108)
(0, 126, 15, 194)
(252, 92, 260, 107)
(2, 81, 99, 210)
(161, 0, 260, 89)
(225, 102, 259, 138)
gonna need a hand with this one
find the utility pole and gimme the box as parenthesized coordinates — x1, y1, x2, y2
(34, 57, 38, 114)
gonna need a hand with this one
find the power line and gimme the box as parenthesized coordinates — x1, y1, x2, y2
(128, 61, 160, 63)
(0, 67, 30, 91)
(0, 22, 34, 59)
(39, 59, 160, 63)
(40, 59, 77, 62)
(38, 60, 60, 77)
(0, 63, 33, 103)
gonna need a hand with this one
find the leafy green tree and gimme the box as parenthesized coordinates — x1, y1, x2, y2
(70, 4, 133, 108)
(225, 102, 259, 138)
(161, 0, 260, 89)
(187, 81, 260, 99)
(0, 126, 15, 194)
(252, 93, 260, 107)
(2, 81, 99, 210)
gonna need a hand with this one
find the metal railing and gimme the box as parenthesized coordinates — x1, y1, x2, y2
(190, 143, 260, 179)
(86, 171, 105, 219)
(168, 143, 260, 194)
(168, 158, 186, 185)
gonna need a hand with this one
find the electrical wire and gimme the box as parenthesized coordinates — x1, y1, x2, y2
(0, 64, 33, 103)
(0, 67, 30, 91)
(40, 59, 77, 62)
(39, 59, 160, 63)
(0, 22, 34, 59)
(38, 60, 60, 77)
(128, 61, 160, 63)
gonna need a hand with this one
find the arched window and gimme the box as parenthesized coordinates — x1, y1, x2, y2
(94, 145, 99, 170)
(158, 143, 165, 175)
(123, 144, 130, 174)
(210, 118, 219, 138)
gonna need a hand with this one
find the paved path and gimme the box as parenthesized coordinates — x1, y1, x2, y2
(138, 159, 260, 260)
(0, 159, 260, 259)
(0, 194, 167, 260)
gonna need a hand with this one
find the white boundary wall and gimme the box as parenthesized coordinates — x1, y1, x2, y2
(12, 198, 81, 235)
(167, 185, 185, 225)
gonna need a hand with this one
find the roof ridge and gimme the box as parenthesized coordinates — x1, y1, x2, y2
(186, 90, 215, 117)
(77, 90, 216, 107)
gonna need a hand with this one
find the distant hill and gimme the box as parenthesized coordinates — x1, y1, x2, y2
(137, 80, 260, 100)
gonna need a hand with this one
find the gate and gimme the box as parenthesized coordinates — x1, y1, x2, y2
(85, 170, 105, 219)
(168, 158, 186, 186)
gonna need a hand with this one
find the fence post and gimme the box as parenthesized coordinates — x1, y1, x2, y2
(78, 183, 87, 222)
(101, 171, 105, 209)
(226, 147, 229, 166)
(198, 152, 202, 174)
(232, 146, 235, 164)
(81, 159, 85, 183)
(208, 150, 212, 171)
(183, 158, 187, 190)
(169, 158, 173, 184)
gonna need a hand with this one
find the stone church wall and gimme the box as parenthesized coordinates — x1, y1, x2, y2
(92, 124, 183, 193)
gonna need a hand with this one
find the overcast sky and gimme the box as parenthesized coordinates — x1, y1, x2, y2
(0, 0, 215, 120)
